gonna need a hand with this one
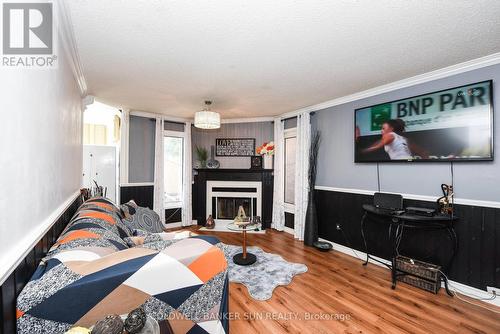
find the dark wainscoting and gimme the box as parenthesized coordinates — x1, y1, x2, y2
(0, 194, 83, 334)
(120, 185, 154, 209)
(315, 189, 500, 291)
(192, 169, 274, 228)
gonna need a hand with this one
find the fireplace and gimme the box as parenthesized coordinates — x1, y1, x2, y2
(206, 181, 262, 222)
(193, 169, 273, 228)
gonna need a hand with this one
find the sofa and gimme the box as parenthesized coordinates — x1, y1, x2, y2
(16, 197, 229, 334)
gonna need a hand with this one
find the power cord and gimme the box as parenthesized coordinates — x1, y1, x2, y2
(337, 224, 364, 262)
(438, 269, 499, 313)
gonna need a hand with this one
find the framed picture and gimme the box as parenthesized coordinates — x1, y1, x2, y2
(250, 155, 263, 169)
(215, 138, 256, 157)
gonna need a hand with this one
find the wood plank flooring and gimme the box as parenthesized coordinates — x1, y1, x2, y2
(185, 227, 500, 334)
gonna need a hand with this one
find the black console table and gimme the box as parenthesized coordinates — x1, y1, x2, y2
(360, 204, 458, 292)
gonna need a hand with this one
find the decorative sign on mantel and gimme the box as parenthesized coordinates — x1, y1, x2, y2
(216, 138, 256, 157)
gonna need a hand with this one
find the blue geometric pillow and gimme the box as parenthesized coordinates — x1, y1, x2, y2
(121, 206, 164, 233)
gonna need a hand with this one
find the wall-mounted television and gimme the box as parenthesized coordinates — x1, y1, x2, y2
(355, 80, 493, 162)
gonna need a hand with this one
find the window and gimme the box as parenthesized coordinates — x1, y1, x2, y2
(284, 129, 297, 205)
(164, 133, 184, 208)
(83, 101, 121, 146)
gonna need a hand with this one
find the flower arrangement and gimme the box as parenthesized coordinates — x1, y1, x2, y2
(256, 141, 275, 155)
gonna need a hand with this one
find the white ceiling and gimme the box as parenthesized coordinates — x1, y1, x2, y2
(68, 0, 500, 118)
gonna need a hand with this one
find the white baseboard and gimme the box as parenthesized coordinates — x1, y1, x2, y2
(318, 237, 500, 308)
(0, 190, 81, 285)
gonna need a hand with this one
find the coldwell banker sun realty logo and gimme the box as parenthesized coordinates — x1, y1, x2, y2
(2, 1, 57, 68)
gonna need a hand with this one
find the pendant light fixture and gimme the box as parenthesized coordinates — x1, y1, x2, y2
(194, 100, 221, 129)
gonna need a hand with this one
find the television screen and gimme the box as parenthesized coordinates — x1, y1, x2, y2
(355, 80, 493, 162)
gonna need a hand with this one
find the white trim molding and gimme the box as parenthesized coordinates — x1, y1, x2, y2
(221, 117, 274, 124)
(131, 110, 189, 123)
(0, 190, 81, 285)
(315, 185, 500, 209)
(318, 237, 500, 308)
(206, 181, 262, 223)
(281, 52, 500, 119)
(57, 1, 87, 97)
(120, 182, 154, 187)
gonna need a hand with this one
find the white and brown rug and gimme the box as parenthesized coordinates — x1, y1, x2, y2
(221, 244, 308, 300)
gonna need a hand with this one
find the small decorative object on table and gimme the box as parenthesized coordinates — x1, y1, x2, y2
(205, 214, 215, 229)
(234, 205, 250, 225)
(124, 307, 147, 334)
(206, 145, 220, 169)
(437, 183, 454, 215)
(251, 215, 262, 230)
(91, 315, 123, 334)
(256, 141, 274, 169)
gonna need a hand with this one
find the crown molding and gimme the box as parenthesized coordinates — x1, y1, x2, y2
(57, 1, 88, 97)
(221, 117, 274, 124)
(280, 52, 500, 119)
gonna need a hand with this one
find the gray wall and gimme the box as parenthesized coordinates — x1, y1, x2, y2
(312, 64, 499, 202)
(129, 115, 156, 182)
(192, 122, 274, 169)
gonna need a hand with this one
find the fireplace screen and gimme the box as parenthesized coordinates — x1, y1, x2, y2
(213, 197, 257, 220)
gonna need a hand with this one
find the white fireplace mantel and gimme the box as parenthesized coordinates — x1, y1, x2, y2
(206, 180, 262, 222)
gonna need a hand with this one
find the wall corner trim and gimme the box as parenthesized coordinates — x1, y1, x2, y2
(0, 190, 81, 286)
(315, 185, 500, 209)
(281, 52, 500, 118)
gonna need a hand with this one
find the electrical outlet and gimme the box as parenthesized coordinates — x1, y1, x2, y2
(336, 224, 342, 230)
(486, 286, 500, 295)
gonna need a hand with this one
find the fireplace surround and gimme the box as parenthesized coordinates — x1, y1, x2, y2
(207, 181, 262, 222)
(193, 169, 274, 228)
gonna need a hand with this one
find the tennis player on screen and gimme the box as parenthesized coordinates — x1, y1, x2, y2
(361, 119, 413, 160)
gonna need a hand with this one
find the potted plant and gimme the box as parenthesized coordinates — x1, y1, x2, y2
(256, 141, 275, 169)
(195, 146, 208, 168)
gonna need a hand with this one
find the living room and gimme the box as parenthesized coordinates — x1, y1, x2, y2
(1, 1, 500, 333)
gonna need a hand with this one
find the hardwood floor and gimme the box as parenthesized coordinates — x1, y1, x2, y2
(182, 227, 500, 334)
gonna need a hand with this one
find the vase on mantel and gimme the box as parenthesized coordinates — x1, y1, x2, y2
(263, 155, 273, 169)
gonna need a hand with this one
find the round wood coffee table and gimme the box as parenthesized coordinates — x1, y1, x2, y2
(227, 222, 261, 265)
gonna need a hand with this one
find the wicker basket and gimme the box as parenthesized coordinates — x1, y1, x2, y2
(395, 255, 441, 294)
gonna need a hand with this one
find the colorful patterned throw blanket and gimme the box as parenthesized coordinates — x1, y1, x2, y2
(16, 198, 229, 334)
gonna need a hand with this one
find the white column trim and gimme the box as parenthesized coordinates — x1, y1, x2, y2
(119, 109, 130, 184)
